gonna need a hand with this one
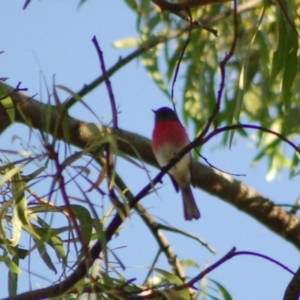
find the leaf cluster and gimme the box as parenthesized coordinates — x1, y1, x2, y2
(122, 0, 300, 178)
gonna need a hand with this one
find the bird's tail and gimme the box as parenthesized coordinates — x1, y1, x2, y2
(181, 186, 200, 221)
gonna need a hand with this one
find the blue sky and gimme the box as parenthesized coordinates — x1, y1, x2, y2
(1, 1, 299, 299)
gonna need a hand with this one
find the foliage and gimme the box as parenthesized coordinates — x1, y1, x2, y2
(120, 0, 300, 178)
(0, 0, 299, 299)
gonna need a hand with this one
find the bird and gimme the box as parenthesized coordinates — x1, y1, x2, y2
(151, 107, 200, 220)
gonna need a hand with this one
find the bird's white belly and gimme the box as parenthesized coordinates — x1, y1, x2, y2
(155, 144, 191, 187)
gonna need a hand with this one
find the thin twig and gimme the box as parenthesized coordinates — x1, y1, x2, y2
(197, 0, 238, 143)
(92, 36, 118, 128)
(171, 8, 193, 112)
(64, 26, 199, 109)
(64, 0, 260, 110)
(44, 143, 90, 259)
(112, 171, 187, 281)
(173, 248, 294, 293)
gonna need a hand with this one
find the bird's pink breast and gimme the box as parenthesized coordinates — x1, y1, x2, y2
(152, 120, 191, 187)
(152, 120, 188, 153)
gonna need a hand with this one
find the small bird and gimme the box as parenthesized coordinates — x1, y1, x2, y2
(151, 107, 200, 220)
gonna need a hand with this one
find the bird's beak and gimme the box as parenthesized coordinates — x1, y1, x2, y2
(152, 109, 156, 114)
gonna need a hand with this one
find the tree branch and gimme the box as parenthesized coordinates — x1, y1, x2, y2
(1, 82, 300, 252)
(283, 264, 300, 300)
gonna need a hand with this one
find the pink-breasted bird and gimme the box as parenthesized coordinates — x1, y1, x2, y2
(151, 107, 200, 220)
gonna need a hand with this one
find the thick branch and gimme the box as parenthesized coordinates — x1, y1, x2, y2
(1, 82, 300, 251)
(283, 264, 300, 300)
(151, 0, 231, 12)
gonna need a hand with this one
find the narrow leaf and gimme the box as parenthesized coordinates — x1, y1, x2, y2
(209, 279, 233, 300)
(0, 95, 15, 123)
(8, 256, 19, 297)
(36, 243, 57, 274)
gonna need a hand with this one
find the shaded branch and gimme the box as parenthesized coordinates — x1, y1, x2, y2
(1, 80, 300, 300)
(1, 82, 300, 252)
(283, 265, 300, 300)
(151, 0, 231, 13)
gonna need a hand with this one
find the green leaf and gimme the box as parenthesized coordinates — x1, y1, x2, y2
(10, 166, 41, 243)
(2, 254, 21, 275)
(70, 205, 94, 245)
(166, 40, 186, 82)
(230, 6, 265, 148)
(152, 268, 190, 300)
(0, 84, 15, 123)
(266, 150, 291, 182)
(0, 199, 17, 247)
(113, 37, 140, 49)
(290, 148, 300, 178)
(0, 165, 30, 247)
(209, 279, 232, 300)
(180, 258, 200, 269)
(77, 0, 87, 7)
(124, 0, 139, 12)
(271, 2, 298, 112)
(36, 243, 57, 274)
(31, 219, 67, 265)
(281, 33, 298, 112)
(8, 255, 20, 297)
(252, 139, 281, 165)
(0, 95, 15, 123)
(142, 46, 170, 98)
(158, 223, 215, 254)
(30, 203, 93, 262)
